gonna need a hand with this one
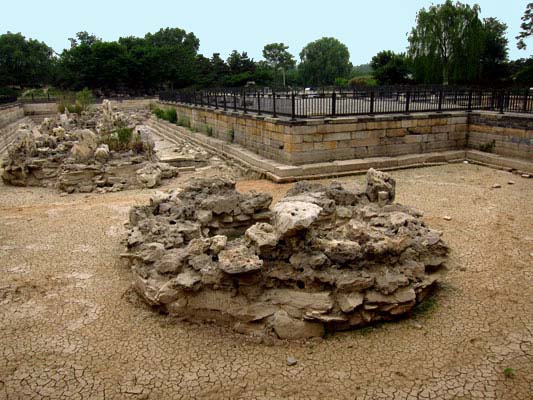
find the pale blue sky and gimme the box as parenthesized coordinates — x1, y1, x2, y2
(2, 0, 531, 64)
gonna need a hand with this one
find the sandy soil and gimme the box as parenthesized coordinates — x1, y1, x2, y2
(0, 163, 532, 399)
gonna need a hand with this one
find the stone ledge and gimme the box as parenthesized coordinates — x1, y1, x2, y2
(466, 150, 533, 174)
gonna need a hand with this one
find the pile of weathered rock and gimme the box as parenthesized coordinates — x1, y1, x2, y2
(123, 169, 448, 340)
(1, 100, 178, 193)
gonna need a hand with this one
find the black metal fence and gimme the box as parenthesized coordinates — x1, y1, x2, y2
(160, 87, 533, 119)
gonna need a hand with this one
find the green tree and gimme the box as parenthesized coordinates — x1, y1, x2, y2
(144, 28, 200, 89)
(479, 18, 509, 84)
(298, 37, 352, 86)
(408, 0, 484, 84)
(57, 34, 129, 93)
(223, 51, 256, 86)
(68, 31, 100, 47)
(0, 32, 56, 88)
(370, 50, 411, 85)
(262, 43, 295, 86)
(516, 3, 532, 50)
(209, 53, 229, 86)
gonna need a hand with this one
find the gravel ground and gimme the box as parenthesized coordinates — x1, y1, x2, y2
(0, 163, 532, 399)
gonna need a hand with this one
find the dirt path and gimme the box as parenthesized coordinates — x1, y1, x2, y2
(0, 164, 532, 399)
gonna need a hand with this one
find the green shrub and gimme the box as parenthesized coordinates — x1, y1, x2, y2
(75, 88, 94, 112)
(228, 128, 235, 143)
(152, 107, 178, 124)
(164, 108, 177, 123)
(349, 75, 378, 87)
(479, 140, 495, 153)
(206, 125, 213, 136)
(503, 367, 515, 378)
(177, 116, 191, 128)
(56, 89, 92, 114)
(117, 127, 133, 144)
(334, 77, 349, 87)
(66, 103, 82, 114)
(101, 128, 135, 152)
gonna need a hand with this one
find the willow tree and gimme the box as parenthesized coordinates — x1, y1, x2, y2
(516, 3, 532, 50)
(408, 0, 484, 85)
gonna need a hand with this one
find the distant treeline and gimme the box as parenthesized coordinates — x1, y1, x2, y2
(0, 1, 531, 95)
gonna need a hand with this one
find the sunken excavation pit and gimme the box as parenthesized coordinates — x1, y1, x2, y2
(1, 100, 178, 193)
(123, 169, 449, 340)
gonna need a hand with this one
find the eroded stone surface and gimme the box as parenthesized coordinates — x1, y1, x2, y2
(124, 171, 448, 339)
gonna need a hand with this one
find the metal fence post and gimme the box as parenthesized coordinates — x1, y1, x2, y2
(206, 92, 210, 107)
(233, 91, 237, 112)
(291, 91, 296, 120)
(405, 91, 410, 113)
(467, 89, 472, 112)
(522, 88, 529, 113)
(437, 89, 443, 112)
(331, 91, 336, 116)
(214, 92, 218, 109)
(200, 91, 204, 107)
(272, 90, 277, 118)
(223, 91, 227, 111)
(490, 90, 496, 110)
(243, 89, 247, 114)
(257, 91, 261, 115)
(370, 91, 375, 114)
(499, 91, 504, 114)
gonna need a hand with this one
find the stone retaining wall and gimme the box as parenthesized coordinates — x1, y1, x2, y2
(162, 103, 467, 165)
(22, 102, 57, 117)
(468, 112, 532, 160)
(160, 103, 532, 165)
(0, 104, 24, 129)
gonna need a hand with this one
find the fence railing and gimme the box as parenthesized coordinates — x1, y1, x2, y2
(159, 87, 533, 119)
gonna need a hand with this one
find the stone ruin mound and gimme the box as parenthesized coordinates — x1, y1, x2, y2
(1, 100, 178, 193)
(123, 169, 448, 340)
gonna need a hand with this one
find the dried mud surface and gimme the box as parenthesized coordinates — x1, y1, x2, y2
(0, 163, 532, 399)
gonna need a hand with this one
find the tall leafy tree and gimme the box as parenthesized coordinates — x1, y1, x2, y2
(516, 3, 533, 49)
(209, 53, 229, 86)
(262, 43, 295, 86)
(408, 0, 484, 85)
(370, 51, 411, 85)
(0, 32, 55, 88)
(478, 18, 509, 85)
(144, 28, 200, 89)
(224, 51, 256, 86)
(298, 37, 352, 86)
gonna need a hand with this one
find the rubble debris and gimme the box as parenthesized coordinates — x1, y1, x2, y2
(1, 100, 178, 193)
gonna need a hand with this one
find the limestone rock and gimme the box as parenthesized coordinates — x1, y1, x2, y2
(123, 174, 448, 340)
(336, 292, 364, 313)
(94, 144, 109, 162)
(366, 168, 395, 203)
(218, 244, 263, 274)
(272, 200, 322, 236)
(136, 163, 161, 188)
(270, 310, 324, 340)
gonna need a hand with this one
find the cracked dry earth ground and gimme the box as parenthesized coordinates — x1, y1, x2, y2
(0, 163, 532, 400)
